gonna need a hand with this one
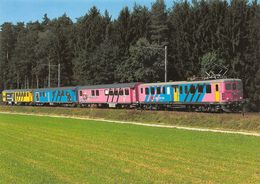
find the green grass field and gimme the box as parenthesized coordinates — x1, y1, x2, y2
(0, 113, 259, 184)
(0, 106, 260, 132)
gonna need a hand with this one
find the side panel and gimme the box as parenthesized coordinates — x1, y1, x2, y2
(139, 85, 173, 103)
(34, 89, 77, 104)
(78, 87, 133, 104)
(14, 91, 33, 103)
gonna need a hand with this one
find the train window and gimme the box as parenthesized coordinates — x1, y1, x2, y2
(141, 88, 143, 94)
(125, 89, 129, 95)
(185, 86, 188, 94)
(162, 86, 166, 94)
(91, 90, 95, 96)
(145, 88, 149, 95)
(206, 85, 211, 93)
(151, 87, 155, 95)
(216, 84, 219, 91)
(96, 90, 99, 96)
(190, 85, 196, 94)
(61, 91, 64, 96)
(114, 89, 118, 95)
(80, 91, 82, 96)
(198, 85, 204, 93)
(157, 87, 161, 94)
(225, 84, 231, 90)
(232, 83, 236, 90)
(109, 90, 114, 95)
(180, 86, 183, 94)
(119, 89, 124, 95)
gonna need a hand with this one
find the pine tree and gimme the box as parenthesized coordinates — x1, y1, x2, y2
(150, 0, 169, 46)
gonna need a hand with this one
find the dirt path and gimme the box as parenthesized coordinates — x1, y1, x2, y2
(0, 111, 259, 137)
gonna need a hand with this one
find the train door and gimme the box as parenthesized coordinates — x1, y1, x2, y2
(35, 92, 40, 102)
(214, 84, 220, 102)
(173, 85, 179, 102)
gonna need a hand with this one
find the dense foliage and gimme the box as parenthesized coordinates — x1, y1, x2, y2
(0, 0, 259, 107)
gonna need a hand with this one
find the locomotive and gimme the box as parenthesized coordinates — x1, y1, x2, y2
(1, 78, 243, 112)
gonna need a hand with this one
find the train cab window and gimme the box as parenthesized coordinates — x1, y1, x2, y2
(190, 85, 196, 94)
(238, 83, 242, 90)
(162, 86, 166, 94)
(198, 85, 204, 93)
(225, 84, 231, 90)
(119, 89, 124, 95)
(145, 88, 149, 95)
(96, 90, 99, 96)
(216, 84, 219, 91)
(180, 86, 183, 94)
(114, 90, 118, 95)
(151, 87, 155, 95)
(125, 89, 129, 95)
(79, 91, 83, 96)
(206, 85, 211, 93)
(157, 87, 161, 94)
(141, 88, 143, 94)
(185, 86, 188, 94)
(91, 90, 95, 96)
(232, 83, 236, 90)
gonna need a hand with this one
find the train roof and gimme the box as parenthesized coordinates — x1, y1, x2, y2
(78, 82, 140, 90)
(2, 89, 33, 93)
(33, 86, 77, 91)
(141, 78, 242, 86)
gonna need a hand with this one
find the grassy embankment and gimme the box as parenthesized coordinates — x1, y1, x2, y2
(0, 113, 259, 183)
(0, 106, 259, 133)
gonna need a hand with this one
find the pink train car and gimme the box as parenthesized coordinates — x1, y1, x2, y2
(78, 83, 141, 107)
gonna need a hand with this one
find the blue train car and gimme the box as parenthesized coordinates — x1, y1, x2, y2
(33, 87, 78, 105)
(138, 81, 212, 105)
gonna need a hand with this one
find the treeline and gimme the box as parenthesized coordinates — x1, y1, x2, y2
(0, 0, 259, 107)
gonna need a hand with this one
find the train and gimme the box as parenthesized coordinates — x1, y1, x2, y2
(1, 78, 243, 112)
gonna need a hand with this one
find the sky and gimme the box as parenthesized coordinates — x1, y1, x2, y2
(0, 0, 174, 24)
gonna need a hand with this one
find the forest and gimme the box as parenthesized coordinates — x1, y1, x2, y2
(0, 0, 259, 108)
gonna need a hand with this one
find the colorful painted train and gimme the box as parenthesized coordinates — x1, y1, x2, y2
(1, 78, 243, 112)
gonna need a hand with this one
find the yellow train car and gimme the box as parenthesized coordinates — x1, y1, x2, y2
(2, 89, 33, 105)
(14, 89, 33, 104)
